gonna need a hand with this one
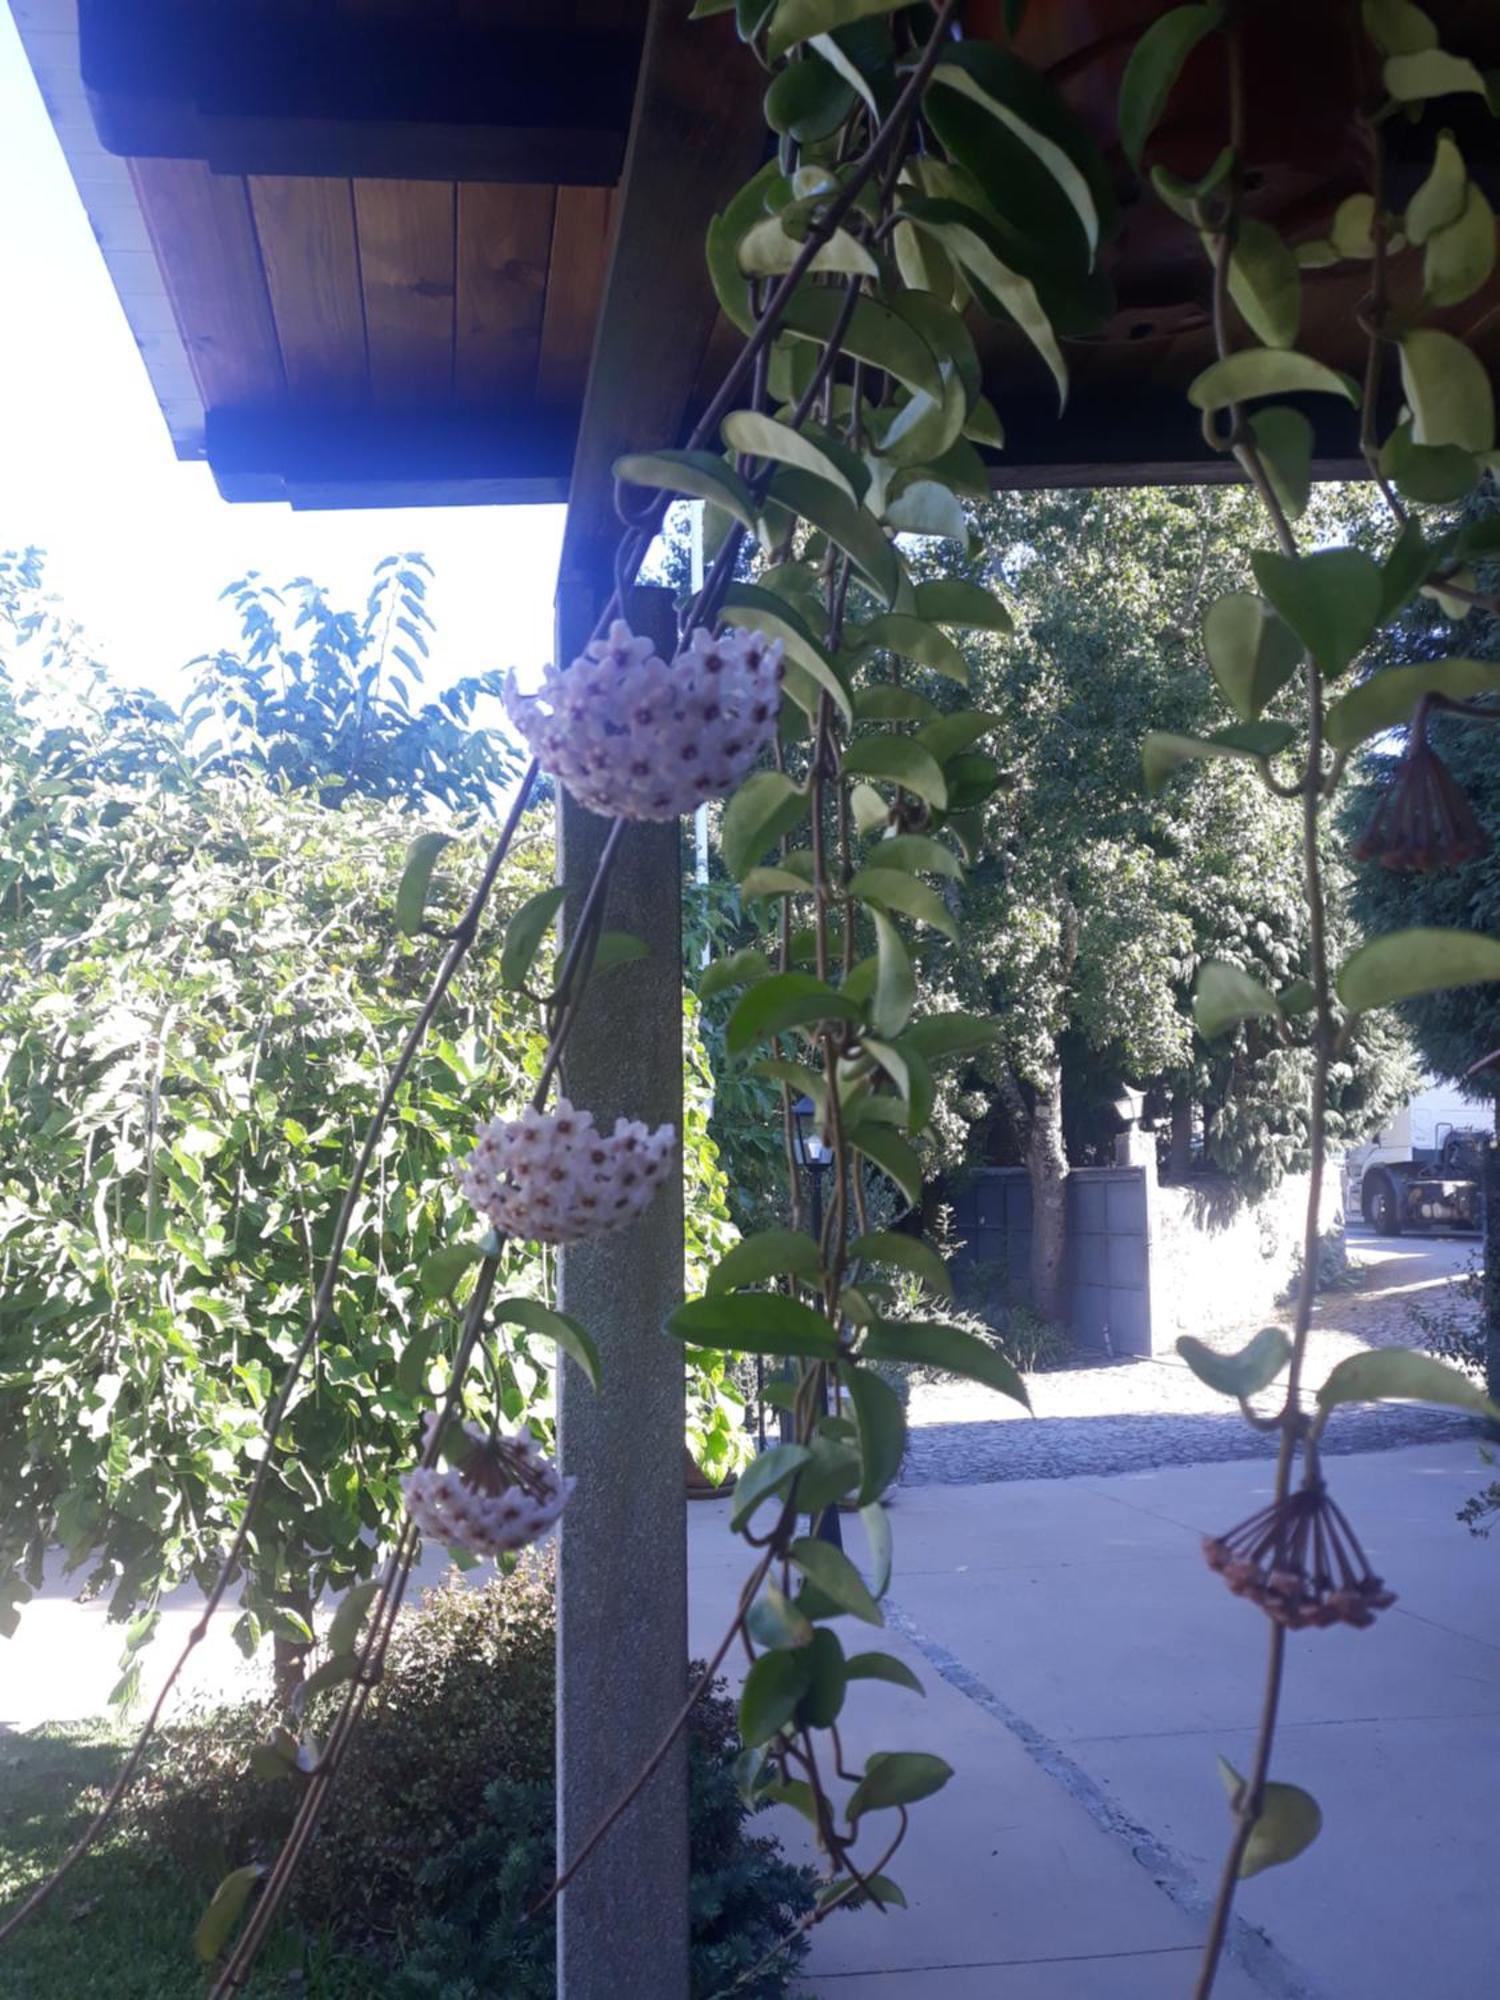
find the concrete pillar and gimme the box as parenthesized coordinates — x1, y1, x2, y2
(554, 581, 689, 2000)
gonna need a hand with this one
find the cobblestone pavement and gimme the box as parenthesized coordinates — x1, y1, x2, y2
(903, 1225, 1485, 1486)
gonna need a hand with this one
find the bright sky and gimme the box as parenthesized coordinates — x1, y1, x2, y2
(0, 8, 564, 701)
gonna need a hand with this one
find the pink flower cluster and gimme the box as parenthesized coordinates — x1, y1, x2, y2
(504, 618, 783, 821)
(459, 1098, 675, 1245)
(404, 1415, 573, 1558)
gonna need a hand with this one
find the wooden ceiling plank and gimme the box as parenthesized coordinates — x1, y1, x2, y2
(535, 186, 617, 412)
(249, 175, 369, 404)
(455, 182, 556, 403)
(130, 159, 283, 410)
(354, 177, 456, 406)
(558, 1, 766, 587)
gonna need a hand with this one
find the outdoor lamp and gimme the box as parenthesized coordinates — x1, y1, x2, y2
(792, 1093, 833, 1173)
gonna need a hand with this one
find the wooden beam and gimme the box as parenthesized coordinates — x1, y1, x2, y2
(354, 178, 457, 407)
(78, 0, 641, 185)
(455, 184, 557, 403)
(204, 403, 575, 508)
(557, 1, 767, 593)
(249, 176, 368, 403)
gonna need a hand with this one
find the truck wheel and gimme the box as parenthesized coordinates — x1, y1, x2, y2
(1367, 1173, 1403, 1236)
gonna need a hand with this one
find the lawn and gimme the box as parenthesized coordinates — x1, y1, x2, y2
(0, 1725, 375, 1999)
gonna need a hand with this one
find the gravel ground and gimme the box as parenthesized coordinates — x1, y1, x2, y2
(902, 1226, 1486, 1486)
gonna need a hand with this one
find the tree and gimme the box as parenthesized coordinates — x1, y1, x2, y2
(929, 487, 1409, 1316)
(0, 564, 741, 1687)
(182, 557, 520, 812)
(1346, 501, 1500, 1095)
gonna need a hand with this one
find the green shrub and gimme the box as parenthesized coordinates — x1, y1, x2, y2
(127, 1559, 815, 1992)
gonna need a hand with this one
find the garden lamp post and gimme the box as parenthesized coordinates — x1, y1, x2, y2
(793, 1096, 842, 1551)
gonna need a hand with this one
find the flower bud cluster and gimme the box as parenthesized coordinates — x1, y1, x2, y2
(404, 1414, 573, 1558)
(504, 618, 783, 821)
(459, 1097, 674, 1245)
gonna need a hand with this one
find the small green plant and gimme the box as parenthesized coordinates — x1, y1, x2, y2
(122, 1560, 814, 1993)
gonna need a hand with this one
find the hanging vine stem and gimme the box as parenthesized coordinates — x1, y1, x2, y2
(1191, 24, 1338, 1995)
(0, 757, 544, 1952)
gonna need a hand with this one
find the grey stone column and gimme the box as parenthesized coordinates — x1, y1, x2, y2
(554, 581, 689, 2000)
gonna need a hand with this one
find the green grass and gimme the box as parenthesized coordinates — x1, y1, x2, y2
(0, 1724, 384, 1999)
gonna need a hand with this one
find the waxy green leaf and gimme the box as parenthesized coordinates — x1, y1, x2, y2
(1424, 183, 1496, 307)
(1317, 1346, 1494, 1416)
(1325, 660, 1500, 750)
(848, 867, 956, 939)
(668, 1292, 839, 1359)
(780, 288, 945, 404)
(851, 1127, 923, 1207)
(725, 970, 862, 1056)
(847, 1750, 952, 1822)
(1317, 1345, 1493, 1415)
(495, 1298, 602, 1391)
(930, 59, 1101, 260)
(1178, 1328, 1291, 1399)
(732, 1446, 814, 1532)
(1226, 220, 1302, 349)
(395, 831, 451, 937)
(842, 736, 948, 808)
(615, 449, 759, 532)
(1250, 548, 1382, 678)
(1189, 349, 1357, 413)
(1399, 328, 1496, 453)
(845, 1649, 924, 1694)
(1384, 49, 1488, 102)
(195, 1866, 264, 1964)
(847, 613, 968, 684)
(845, 1366, 907, 1505)
(707, 1227, 825, 1296)
(740, 1648, 813, 1744)
(1142, 720, 1297, 792)
(1336, 927, 1500, 1014)
(771, 467, 900, 607)
(720, 583, 852, 725)
(765, 0, 905, 62)
(500, 886, 566, 989)
(700, 946, 773, 1000)
(862, 1319, 1030, 1407)
(1194, 961, 1282, 1039)
(870, 907, 916, 1039)
(1119, 4, 1223, 166)
(1218, 1761, 1323, 1878)
(849, 1229, 952, 1298)
(1248, 407, 1315, 521)
(1203, 592, 1303, 722)
(912, 576, 1012, 632)
(722, 771, 809, 880)
(788, 1535, 884, 1624)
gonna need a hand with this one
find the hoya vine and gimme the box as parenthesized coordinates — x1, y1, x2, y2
(1125, 2, 1500, 1991)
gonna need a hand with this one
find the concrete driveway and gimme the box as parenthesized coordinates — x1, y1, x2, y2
(688, 1436, 1499, 2000)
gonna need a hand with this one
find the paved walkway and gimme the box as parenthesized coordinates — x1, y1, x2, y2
(690, 1436, 1499, 2000)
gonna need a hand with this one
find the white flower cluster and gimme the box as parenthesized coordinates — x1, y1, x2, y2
(403, 1415, 574, 1558)
(459, 1097, 675, 1245)
(504, 618, 783, 821)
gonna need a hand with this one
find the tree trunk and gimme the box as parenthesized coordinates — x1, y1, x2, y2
(1026, 1057, 1069, 1328)
(1170, 1094, 1194, 1180)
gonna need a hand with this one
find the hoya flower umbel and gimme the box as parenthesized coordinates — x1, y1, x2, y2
(404, 1415, 573, 1558)
(1204, 1481, 1396, 1630)
(459, 1097, 675, 1245)
(504, 618, 783, 821)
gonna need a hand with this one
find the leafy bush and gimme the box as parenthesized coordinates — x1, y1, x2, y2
(127, 1561, 815, 1993)
(0, 615, 744, 1657)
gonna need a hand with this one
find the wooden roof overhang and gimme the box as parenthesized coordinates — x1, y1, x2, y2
(13, 0, 1500, 546)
